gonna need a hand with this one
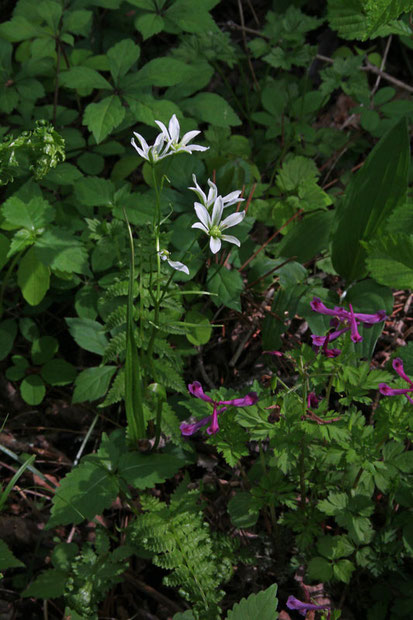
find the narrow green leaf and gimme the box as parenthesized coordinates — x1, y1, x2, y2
(0, 319, 17, 360)
(17, 247, 50, 305)
(331, 118, 409, 282)
(83, 96, 126, 143)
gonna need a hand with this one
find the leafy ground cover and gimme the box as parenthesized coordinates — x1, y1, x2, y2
(0, 0, 413, 618)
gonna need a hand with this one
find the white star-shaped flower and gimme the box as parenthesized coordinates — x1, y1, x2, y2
(191, 196, 245, 254)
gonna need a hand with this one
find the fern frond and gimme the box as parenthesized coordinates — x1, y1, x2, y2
(100, 369, 124, 407)
(102, 331, 126, 363)
(105, 305, 128, 331)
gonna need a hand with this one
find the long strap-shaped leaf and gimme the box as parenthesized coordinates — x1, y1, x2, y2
(123, 207, 145, 441)
(331, 117, 409, 283)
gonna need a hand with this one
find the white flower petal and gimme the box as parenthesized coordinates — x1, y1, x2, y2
(188, 175, 207, 204)
(194, 202, 210, 228)
(211, 196, 223, 226)
(220, 210, 245, 230)
(180, 129, 201, 146)
(222, 191, 244, 208)
(168, 114, 180, 142)
(221, 234, 241, 247)
(210, 237, 221, 254)
(184, 145, 209, 152)
(192, 222, 208, 232)
(167, 259, 189, 275)
(154, 119, 169, 140)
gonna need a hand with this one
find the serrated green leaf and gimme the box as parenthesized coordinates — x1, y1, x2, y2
(47, 457, 119, 527)
(333, 558, 355, 583)
(35, 229, 89, 275)
(277, 211, 333, 263)
(182, 93, 241, 127)
(226, 583, 278, 620)
(20, 375, 46, 405)
(135, 12, 164, 39)
(207, 265, 243, 311)
(74, 177, 114, 207)
(66, 318, 108, 355)
(107, 39, 140, 82)
(22, 568, 67, 598)
(364, 233, 413, 288)
(72, 365, 116, 403)
(1, 196, 53, 230)
(0, 540, 24, 570)
(17, 247, 50, 305)
(83, 96, 126, 143)
(63, 9, 92, 36)
(118, 452, 184, 488)
(60, 66, 112, 91)
(307, 556, 334, 581)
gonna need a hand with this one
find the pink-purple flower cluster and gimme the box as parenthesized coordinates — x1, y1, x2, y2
(180, 381, 258, 436)
(310, 297, 386, 358)
(379, 358, 413, 403)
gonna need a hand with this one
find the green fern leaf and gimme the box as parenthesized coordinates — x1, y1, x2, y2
(100, 369, 124, 406)
(102, 331, 126, 363)
(105, 305, 127, 331)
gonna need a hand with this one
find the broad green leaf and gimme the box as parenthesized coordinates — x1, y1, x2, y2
(72, 366, 116, 403)
(1, 196, 53, 231)
(185, 310, 212, 346)
(60, 66, 112, 91)
(66, 318, 108, 355)
(207, 265, 243, 311)
(19, 317, 39, 342)
(364, 233, 413, 288)
(47, 457, 119, 526)
(331, 118, 409, 283)
(83, 95, 126, 143)
(107, 39, 140, 82)
(118, 452, 184, 488)
(41, 359, 77, 386)
(135, 12, 164, 39)
(0, 233, 10, 269)
(333, 558, 355, 583)
(307, 556, 333, 581)
(74, 177, 114, 207)
(136, 57, 194, 87)
(35, 229, 89, 275)
(166, 0, 219, 33)
(0, 540, 24, 570)
(277, 211, 334, 263)
(17, 247, 50, 305)
(182, 93, 241, 127)
(0, 16, 42, 42)
(63, 9, 92, 36)
(74, 286, 98, 320)
(22, 569, 67, 598)
(365, 0, 413, 35)
(31, 336, 58, 364)
(20, 375, 46, 405)
(0, 319, 17, 360)
(226, 583, 279, 620)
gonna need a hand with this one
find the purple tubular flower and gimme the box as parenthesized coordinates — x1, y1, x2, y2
(180, 381, 258, 436)
(286, 595, 331, 618)
(310, 297, 386, 357)
(379, 358, 413, 404)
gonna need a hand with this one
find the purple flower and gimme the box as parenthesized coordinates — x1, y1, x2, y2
(287, 595, 331, 618)
(310, 297, 386, 357)
(180, 381, 258, 436)
(307, 392, 320, 409)
(379, 358, 413, 404)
